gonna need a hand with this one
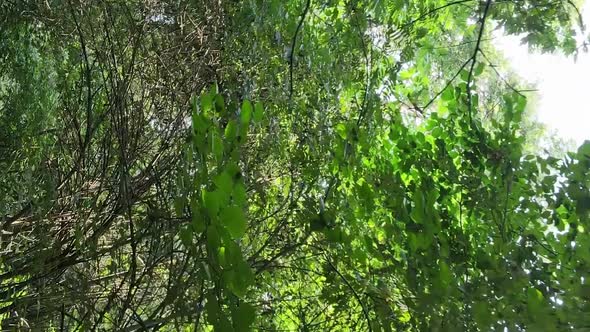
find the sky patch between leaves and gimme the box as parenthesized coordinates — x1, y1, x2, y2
(496, 1, 590, 147)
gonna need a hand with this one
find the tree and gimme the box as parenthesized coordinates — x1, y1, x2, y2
(0, 0, 588, 331)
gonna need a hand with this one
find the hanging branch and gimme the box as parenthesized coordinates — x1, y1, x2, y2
(289, 0, 312, 99)
(565, 0, 585, 31)
(466, 0, 492, 122)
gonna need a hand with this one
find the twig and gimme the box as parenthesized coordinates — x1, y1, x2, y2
(403, 0, 476, 29)
(428, 37, 494, 50)
(478, 50, 526, 97)
(421, 57, 471, 111)
(325, 255, 373, 332)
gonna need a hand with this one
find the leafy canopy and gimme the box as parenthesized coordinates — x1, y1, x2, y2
(0, 0, 589, 331)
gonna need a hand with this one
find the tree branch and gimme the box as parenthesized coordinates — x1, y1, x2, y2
(466, 0, 492, 122)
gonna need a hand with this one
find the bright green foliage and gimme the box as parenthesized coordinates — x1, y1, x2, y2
(0, 0, 589, 331)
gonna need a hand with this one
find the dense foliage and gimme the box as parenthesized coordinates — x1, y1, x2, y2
(1, 0, 589, 331)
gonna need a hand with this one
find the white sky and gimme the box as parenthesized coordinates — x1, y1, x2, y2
(494, 2, 590, 148)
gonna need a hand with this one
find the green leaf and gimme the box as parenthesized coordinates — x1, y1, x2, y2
(233, 181, 247, 207)
(223, 257, 254, 298)
(225, 119, 238, 141)
(577, 140, 590, 159)
(203, 190, 221, 218)
(410, 189, 425, 224)
(253, 101, 264, 123)
(209, 83, 219, 95)
(473, 302, 492, 328)
(215, 94, 225, 114)
(474, 62, 485, 76)
(215, 317, 232, 332)
(460, 69, 470, 82)
(214, 171, 233, 196)
(211, 130, 224, 162)
(527, 287, 544, 318)
(324, 227, 344, 243)
(192, 111, 209, 134)
(207, 225, 221, 251)
(335, 123, 347, 139)
(232, 302, 256, 332)
(225, 240, 243, 267)
(441, 87, 454, 101)
(238, 122, 249, 145)
(220, 205, 247, 239)
(201, 93, 213, 113)
(439, 261, 451, 290)
(236, 260, 255, 295)
(206, 293, 219, 325)
(217, 245, 228, 267)
(241, 100, 252, 124)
